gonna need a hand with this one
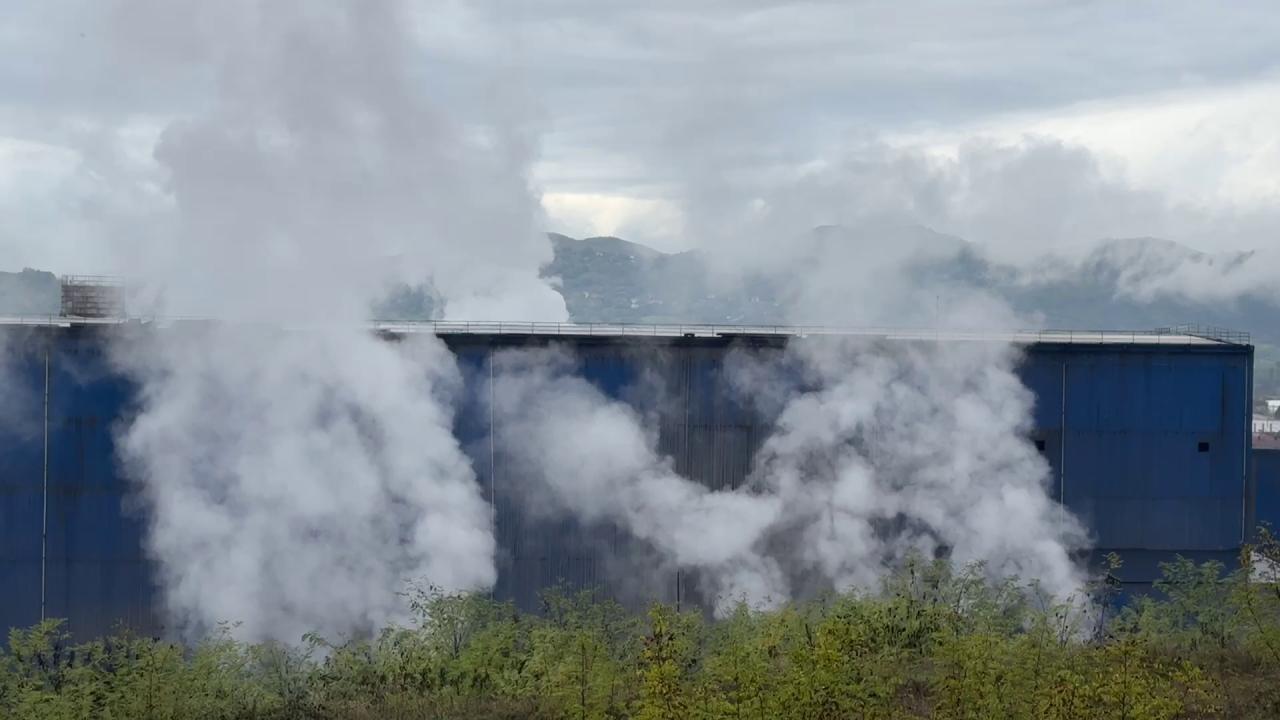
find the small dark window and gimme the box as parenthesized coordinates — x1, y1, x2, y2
(1034, 439, 1047, 452)
(1197, 441, 1210, 453)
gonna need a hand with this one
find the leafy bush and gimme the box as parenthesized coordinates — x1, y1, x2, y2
(4, 538, 1280, 719)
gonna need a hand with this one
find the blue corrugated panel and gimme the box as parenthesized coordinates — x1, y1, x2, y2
(0, 329, 1258, 631)
(1256, 449, 1280, 535)
(43, 330, 160, 638)
(1027, 347, 1248, 560)
(0, 327, 50, 633)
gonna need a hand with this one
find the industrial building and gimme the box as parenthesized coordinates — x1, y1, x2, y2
(0, 319, 1272, 638)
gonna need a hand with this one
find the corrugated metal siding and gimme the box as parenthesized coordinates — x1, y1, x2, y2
(1256, 449, 1280, 534)
(1025, 347, 1248, 557)
(0, 328, 1256, 634)
(0, 327, 162, 638)
(43, 331, 160, 637)
(0, 327, 48, 633)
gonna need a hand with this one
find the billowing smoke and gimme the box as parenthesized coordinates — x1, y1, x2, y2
(11, 0, 1095, 633)
(489, 327, 1088, 609)
(736, 335, 1087, 600)
(107, 1, 563, 322)
(489, 348, 788, 609)
(117, 325, 493, 640)
(95, 0, 564, 640)
(489, 164, 1091, 607)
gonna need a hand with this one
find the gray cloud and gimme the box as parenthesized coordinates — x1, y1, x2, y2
(659, 135, 1280, 309)
(505, 1, 1280, 194)
(6, 1, 1280, 270)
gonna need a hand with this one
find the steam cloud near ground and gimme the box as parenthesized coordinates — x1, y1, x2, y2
(489, 348, 789, 609)
(489, 315, 1088, 612)
(99, 0, 563, 640)
(116, 326, 494, 640)
(740, 335, 1086, 600)
(487, 184, 1090, 609)
(7, 0, 1090, 640)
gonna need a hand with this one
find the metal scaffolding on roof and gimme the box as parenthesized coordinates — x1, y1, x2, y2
(59, 275, 126, 319)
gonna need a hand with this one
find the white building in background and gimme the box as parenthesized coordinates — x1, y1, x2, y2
(1267, 399, 1280, 415)
(1255, 413, 1280, 434)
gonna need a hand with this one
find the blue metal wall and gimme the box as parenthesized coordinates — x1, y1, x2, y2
(0, 327, 1255, 637)
(1030, 345, 1251, 552)
(1255, 448, 1280, 536)
(0, 327, 158, 638)
(0, 328, 47, 634)
(1024, 343, 1252, 589)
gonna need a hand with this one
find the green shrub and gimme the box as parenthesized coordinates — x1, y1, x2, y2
(5, 543, 1280, 719)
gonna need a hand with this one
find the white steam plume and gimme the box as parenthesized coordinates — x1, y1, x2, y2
(93, 0, 564, 640)
(118, 326, 493, 641)
(734, 335, 1087, 600)
(489, 330, 1088, 609)
(489, 348, 787, 609)
(491, 169, 1091, 609)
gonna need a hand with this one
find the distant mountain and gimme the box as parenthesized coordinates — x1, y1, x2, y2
(546, 231, 1278, 341)
(999, 238, 1276, 341)
(542, 233, 785, 324)
(542, 231, 1280, 400)
(3, 238, 1276, 395)
(2, 234, 1274, 343)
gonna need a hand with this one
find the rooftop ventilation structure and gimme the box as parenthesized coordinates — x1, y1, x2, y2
(60, 275, 126, 319)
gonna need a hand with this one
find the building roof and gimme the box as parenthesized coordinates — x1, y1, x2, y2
(0, 315, 1250, 346)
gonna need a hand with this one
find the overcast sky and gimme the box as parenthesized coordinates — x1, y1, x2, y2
(2, 0, 1279, 274)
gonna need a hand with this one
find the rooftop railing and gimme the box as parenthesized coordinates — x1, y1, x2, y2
(1159, 324, 1253, 345)
(371, 321, 1249, 345)
(0, 316, 1251, 346)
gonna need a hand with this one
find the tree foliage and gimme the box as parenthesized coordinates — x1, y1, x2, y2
(4, 540, 1280, 719)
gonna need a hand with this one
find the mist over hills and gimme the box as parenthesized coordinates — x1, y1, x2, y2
(5, 231, 1278, 396)
(3, 231, 1275, 342)
(540, 229, 1280, 400)
(544, 230, 1278, 341)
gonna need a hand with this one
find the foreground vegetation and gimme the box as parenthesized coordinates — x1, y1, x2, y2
(4, 536, 1280, 719)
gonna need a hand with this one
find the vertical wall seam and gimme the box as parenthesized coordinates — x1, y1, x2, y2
(1243, 353, 1252, 545)
(1060, 362, 1067, 505)
(40, 335, 49, 622)
(489, 350, 497, 599)
(678, 352, 691, 608)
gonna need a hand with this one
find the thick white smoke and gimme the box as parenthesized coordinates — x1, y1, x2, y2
(736, 335, 1087, 600)
(489, 348, 788, 609)
(15, 0, 1095, 634)
(118, 325, 493, 640)
(110, 1, 564, 322)
(95, 0, 565, 641)
(490, 200, 1090, 609)
(489, 331, 1088, 609)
